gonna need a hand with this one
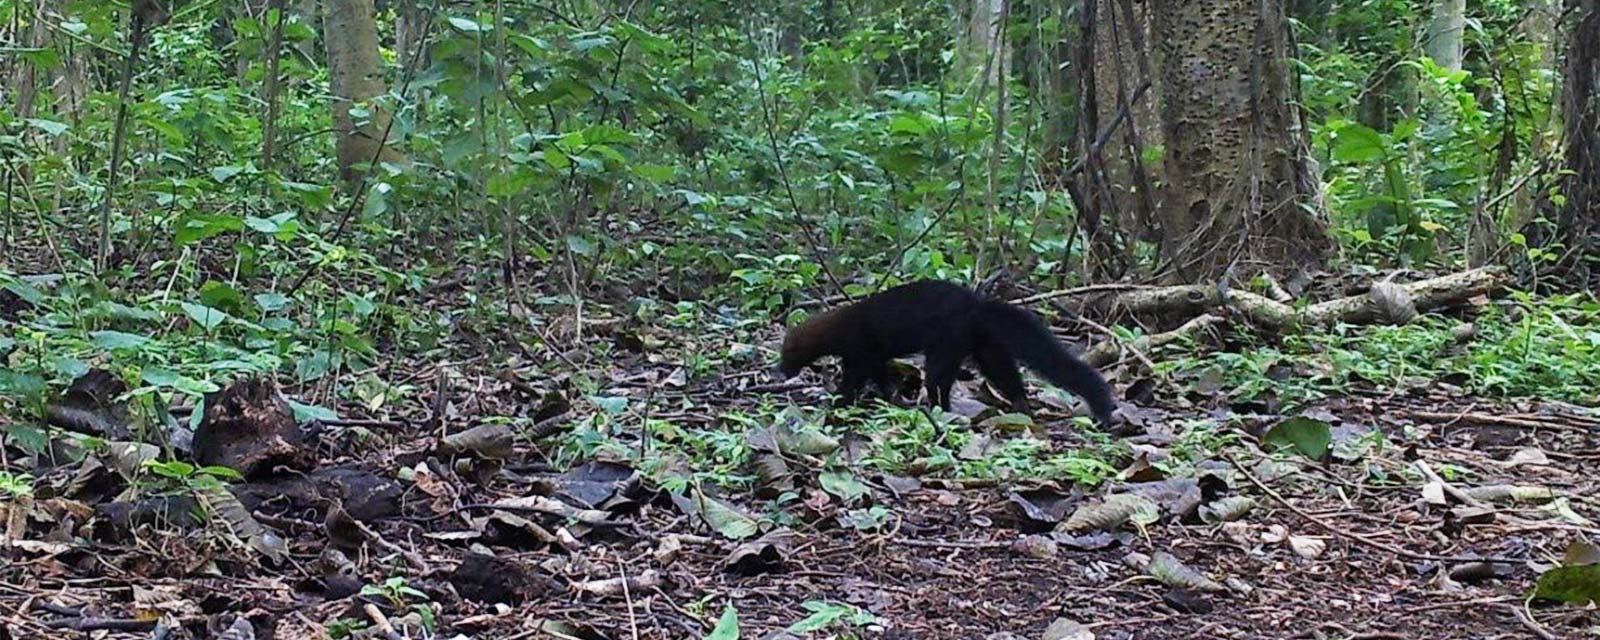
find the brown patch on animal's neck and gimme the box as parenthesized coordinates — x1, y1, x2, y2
(785, 305, 853, 362)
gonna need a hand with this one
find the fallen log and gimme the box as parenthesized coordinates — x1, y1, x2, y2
(1020, 267, 1509, 331)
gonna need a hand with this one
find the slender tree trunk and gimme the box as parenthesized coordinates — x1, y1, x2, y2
(1557, 0, 1599, 248)
(1150, 0, 1331, 282)
(1425, 0, 1466, 72)
(324, 0, 397, 182)
(260, 0, 287, 170)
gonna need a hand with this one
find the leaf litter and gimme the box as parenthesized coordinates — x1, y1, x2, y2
(2, 321, 1598, 639)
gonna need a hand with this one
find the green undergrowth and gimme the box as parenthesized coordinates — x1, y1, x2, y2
(1163, 291, 1600, 411)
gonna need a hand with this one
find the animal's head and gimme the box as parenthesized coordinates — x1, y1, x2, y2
(776, 329, 813, 378)
(776, 309, 838, 378)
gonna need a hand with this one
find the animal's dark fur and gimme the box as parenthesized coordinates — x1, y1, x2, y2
(779, 281, 1117, 426)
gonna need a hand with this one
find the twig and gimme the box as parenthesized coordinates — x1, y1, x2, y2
(1508, 601, 1558, 640)
(1009, 283, 1149, 305)
(1409, 410, 1590, 434)
(1226, 452, 1521, 564)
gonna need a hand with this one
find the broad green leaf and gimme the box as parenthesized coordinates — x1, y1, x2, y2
(446, 16, 487, 32)
(1332, 124, 1385, 164)
(254, 293, 290, 313)
(181, 302, 229, 331)
(210, 165, 247, 183)
(91, 330, 152, 351)
(175, 213, 244, 245)
(786, 601, 872, 633)
(2, 279, 46, 305)
(26, 118, 69, 136)
(287, 398, 337, 423)
(1264, 416, 1333, 460)
(591, 395, 627, 414)
(818, 471, 869, 504)
(141, 368, 220, 395)
(705, 604, 740, 640)
(199, 281, 246, 311)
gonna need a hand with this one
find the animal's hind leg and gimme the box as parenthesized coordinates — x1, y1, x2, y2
(974, 341, 1029, 414)
(923, 348, 963, 411)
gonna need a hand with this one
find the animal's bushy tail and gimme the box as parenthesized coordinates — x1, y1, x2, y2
(979, 301, 1117, 425)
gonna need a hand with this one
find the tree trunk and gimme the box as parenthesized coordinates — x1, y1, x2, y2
(1425, 0, 1466, 72)
(324, 0, 397, 182)
(1089, 0, 1162, 243)
(1150, 0, 1331, 282)
(964, 0, 1007, 88)
(1557, 0, 1599, 247)
(260, 0, 287, 170)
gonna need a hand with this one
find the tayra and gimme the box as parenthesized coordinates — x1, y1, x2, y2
(778, 280, 1117, 427)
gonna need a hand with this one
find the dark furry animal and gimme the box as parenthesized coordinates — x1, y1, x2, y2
(778, 280, 1117, 427)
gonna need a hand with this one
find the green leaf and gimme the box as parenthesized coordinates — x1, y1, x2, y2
(1263, 416, 1333, 460)
(0, 371, 47, 399)
(591, 395, 627, 414)
(141, 368, 220, 395)
(210, 165, 247, 183)
(175, 213, 244, 245)
(671, 489, 759, 540)
(181, 302, 229, 331)
(363, 182, 392, 220)
(26, 118, 69, 136)
(786, 601, 872, 634)
(2, 279, 46, 305)
(287, 399, 337, 424)
(91, 330, 152, 351)
(566, 234, 596, 257)
(1534, 565, 1600, 605)
(447, 16, 488, 32)
(818, 471, 870, 504)
(1332, 124, 1386, 164)
(705, 605, 740, 640)
(199, 281, 246, 311)
(254, 293, 290, 313)
(4, 423, 50, 454)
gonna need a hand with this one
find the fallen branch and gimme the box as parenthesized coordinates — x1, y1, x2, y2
(1044, 267, 1509, 331)
(1083, 313, 1224, 369)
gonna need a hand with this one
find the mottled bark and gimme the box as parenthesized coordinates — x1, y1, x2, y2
(1425, 0, 1466, 72)
(324, 0, 398, 182)
(1150, 0, 1331, 282)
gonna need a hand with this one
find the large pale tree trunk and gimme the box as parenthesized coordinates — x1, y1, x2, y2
(1150, 0, 1331, 282)
(1425, 0, 1466, 71)
(324, 0, 398, 182)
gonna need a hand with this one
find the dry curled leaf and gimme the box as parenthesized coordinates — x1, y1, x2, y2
(440, 424, 515, 459)
(1288, 535, 1327, 559)
(1148, 551, 1225, 592)
(1059, 494, 1157, 533)
(194, 483, 287, 563)
(1199, 496, 1256, 524)
(1463, 484, 1557, 505)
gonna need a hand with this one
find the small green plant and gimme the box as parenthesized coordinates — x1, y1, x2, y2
(326, 618, 369, 639)
(0, 471, 35, 498)
(786, 600, 876, 634)
(360, 576, 436, 632)
(140, 459, 244, 494)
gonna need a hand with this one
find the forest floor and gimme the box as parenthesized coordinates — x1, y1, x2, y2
(3, 278, 1599, 640)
